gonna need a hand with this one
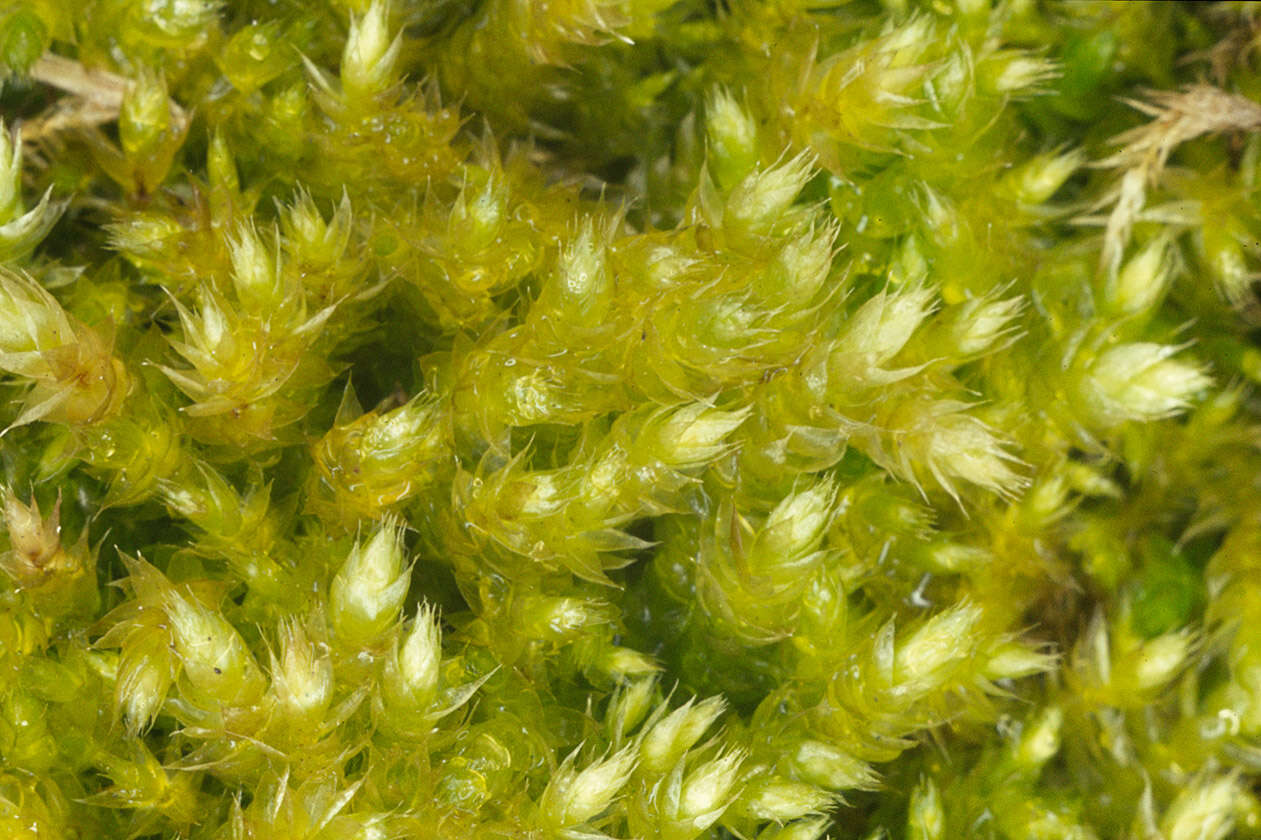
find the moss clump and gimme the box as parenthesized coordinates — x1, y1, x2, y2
(2, 1, 1261, 838)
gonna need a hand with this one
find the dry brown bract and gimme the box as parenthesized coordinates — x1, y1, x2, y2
(1094, 85, 1261, 280)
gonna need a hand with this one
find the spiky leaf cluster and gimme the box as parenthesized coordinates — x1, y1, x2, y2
(1, 2, 1261, 839)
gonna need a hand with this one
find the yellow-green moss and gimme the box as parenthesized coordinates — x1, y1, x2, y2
(1, 1, 1261, 838)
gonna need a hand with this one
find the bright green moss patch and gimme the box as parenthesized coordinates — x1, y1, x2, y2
(2, 0, 1261, 838)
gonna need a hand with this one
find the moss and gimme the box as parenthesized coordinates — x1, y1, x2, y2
(1, 0, 1261, 838)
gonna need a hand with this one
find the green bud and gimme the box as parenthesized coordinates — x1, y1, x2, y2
(724, 153, 813, 238)
(228, 224, 284, 313)
(752, 480, 835, 566)
(538, 745, 637, 829)
(284, 190, 349, 264)
(895, 603, 982, 690)
(342, 0, 402, 100)
(1072, 343, 1212, 429)
(119, 70, 173, 159)
(260, 83, 310, 162)
(164, 588, 266, 708)
(1104, 238, 1173, 318)
(448, 167, 508, 256)
(976, 51, 1058, 97)
(641, 696, 727, 774)
(791, 741, 878, 791)
(329, 516, 411, 647)
(739, 776, 835, 822)
(754, 225, 837, 306)
(550, 218, 613, 323)
(882, 398, 1026, 501)
(115, 632, 176, 734)
(270, 620, 334, 723)
(1126, 631, 1195, 693)
(982, 640, 1057, 682)
(606, 676, 658, 741)
(907, 777, 944, 840)
(521, 595, 615, 642)
(1013, 706, 1063, 769)
(1000, 147, 1084, 205)
(382, 604, 442, 713)
(596, 646, 660, 680)
(1161, 776, 1245, 840)
(662, 749, 746, 839)
(706, 87, 759, 190)
(643, 404, 750, 471)
(312, 389, 448, 525)
(1062, 462, 1122, 499)
(1202, 220, 1253, 308)
(933, 296, 1024, 359)
(912, 541, 991, 575)
(831, 286, 936, 385)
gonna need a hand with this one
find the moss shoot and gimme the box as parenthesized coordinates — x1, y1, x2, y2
(2, 1, 1261, 839)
